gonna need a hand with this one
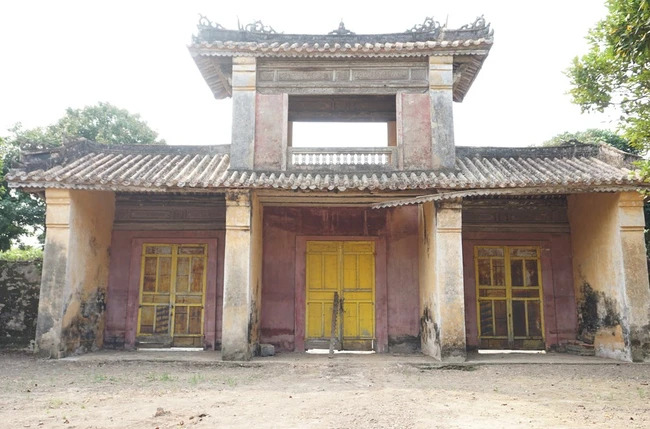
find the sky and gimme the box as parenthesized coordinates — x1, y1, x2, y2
(0, 0, 614, 148)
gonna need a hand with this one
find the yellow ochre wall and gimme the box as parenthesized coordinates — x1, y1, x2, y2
(568, 192, 650, 362)
(36, 189, 115, 358)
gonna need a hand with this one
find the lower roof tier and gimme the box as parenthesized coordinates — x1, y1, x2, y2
(6, 141, 646, 194)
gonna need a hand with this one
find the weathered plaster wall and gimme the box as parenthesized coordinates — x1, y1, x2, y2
(104, 230, 223, 350)
(36, 189, 115, 358)
(418, 201, 466, 361)
(260, 206, 419, 352)
(222, 190, 254, 360)
(418, 201, 439, 358)
(0, 260, 41, 346)
(254, 93, 287, 169)
(397, 93, 432, 170)
(230, 57, 257, 169)
(428, 56, 455, 170)
(568, 192, 650, 361)
(249, 192, 264, 354)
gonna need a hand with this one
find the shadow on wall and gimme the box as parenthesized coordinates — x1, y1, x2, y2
(0, 260, 41, 348)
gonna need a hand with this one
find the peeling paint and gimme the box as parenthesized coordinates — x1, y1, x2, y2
(577, 282, 621, 344)
(0, 260, 42, 347)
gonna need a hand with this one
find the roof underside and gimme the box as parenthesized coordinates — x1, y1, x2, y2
(6, 142, 646, 196)
(188, 16, 493, 102)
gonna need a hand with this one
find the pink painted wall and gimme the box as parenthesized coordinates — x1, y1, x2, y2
(397, 93, 432, 170)
(254, 93, 287, 169)
(260, 206, 420, 352)
(104, 230, 224, 350)
(462, 232, 577, 350)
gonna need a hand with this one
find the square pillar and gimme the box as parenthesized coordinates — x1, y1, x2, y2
(230, 57, 257, 169)
(568, 192, 650, 361)
(221, 190, 263, 360)
(35, 189, 115, 358)
(428, 56, 456, 170)
(418, 200, 466, 361)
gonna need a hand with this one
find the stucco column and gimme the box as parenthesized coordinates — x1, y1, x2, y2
(35, 189, 115, 358)
(418, 200, 466, 361)
(230, 57, 257, 169)
(222, 190, 263, 360)
(568, 192, 650, 362)
(429, 56, 455, 170)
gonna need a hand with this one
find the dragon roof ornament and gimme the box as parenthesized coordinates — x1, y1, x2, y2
(239, 20, 278, 34)
(197, 14, 225, 31)
(328, 21, 355, 35)
(406, 17, 442, 33)
(459, 15, 493, 36)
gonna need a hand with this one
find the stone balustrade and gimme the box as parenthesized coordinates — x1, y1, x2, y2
(288, 147, 397, 170)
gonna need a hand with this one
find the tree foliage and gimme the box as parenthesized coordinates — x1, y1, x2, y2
(542, 128, 640, 154)
(0, 102, 164, 250)
(567, 0, 650, 152)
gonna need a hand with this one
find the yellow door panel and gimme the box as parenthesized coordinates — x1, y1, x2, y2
(307, 254, 323, 289)
(305, 241, 375, 350)
(475, 246, 545, 349)
(343, 302, 358, 338)
(358, 254, 374, 288)
(323, 254, 339, 290)
(307, 302, 325, 338)
(358, 302, 374, 338)
(343, 254, 358, 289)
(137, 244, 207, 347)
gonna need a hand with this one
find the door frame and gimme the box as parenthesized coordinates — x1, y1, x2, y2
(124, 236, 221, 349)
(462, 233, 566, 350)
(136, 243, 209, 346)
(295, 235, 388, 353)
(473, 244, 545, 349)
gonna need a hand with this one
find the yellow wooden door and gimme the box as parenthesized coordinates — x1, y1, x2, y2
(137, 244, 207, 347)
(305, 241, 375, 350)
(475, 246, 544, 349)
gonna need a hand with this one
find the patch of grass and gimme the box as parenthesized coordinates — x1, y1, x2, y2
(224, 377, 237, 387)
(48, 399, 63, 409)
(189, 373, 205, 385)
(93, 374, 120, 383)
(93, 374, 107, 383)
(637, 388, 647, 399)
(146, 372, 175, 382)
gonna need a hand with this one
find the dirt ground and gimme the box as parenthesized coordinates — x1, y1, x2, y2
(1, 351, 649, 429)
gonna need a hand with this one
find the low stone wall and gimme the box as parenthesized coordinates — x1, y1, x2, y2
(0, 260, 42, 347)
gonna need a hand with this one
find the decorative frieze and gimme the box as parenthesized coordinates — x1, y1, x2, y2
(114, 194, 226, 230)
(257, 59, 428, 95)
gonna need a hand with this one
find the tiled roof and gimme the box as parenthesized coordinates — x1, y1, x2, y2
(189, 17, 493, 101)
(6, 141, 646, 194)
(190, 16, 494, 50)
(190, 39, 493, 58)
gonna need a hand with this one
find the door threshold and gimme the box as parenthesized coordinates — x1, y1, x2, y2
(137, 347, 204, 352)
(306, 349, 375, 355)
(478, 349, 545, 354)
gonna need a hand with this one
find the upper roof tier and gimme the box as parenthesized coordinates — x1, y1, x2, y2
(189, 16, 494, 101)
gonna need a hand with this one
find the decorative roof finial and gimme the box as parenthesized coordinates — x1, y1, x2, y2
(407, 17, 442, 33)
(197, 14, 225, 30)
(329, 20, 355, 35)
(459, 15, 488, 30)
(242, 20, 277, 34)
